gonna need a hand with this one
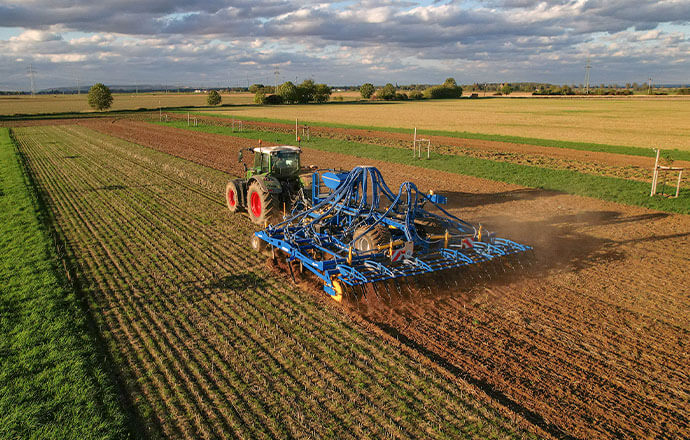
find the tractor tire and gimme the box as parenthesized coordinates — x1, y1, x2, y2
(247, 181, 279, 225)
(353, 224, 391, 253)
(226, 180, 242, 213)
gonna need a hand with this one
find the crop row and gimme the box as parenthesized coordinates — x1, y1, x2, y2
(14, 125, 532, 440)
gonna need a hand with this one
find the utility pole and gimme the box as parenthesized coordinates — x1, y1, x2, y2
(76, 73, 80, 95)
(584, 57, 591, 95)
(648, 77, 653, 95)
(274, 68, 279, 91)
(27, 64, 37, 96)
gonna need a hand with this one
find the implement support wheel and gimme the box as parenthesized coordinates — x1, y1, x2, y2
(250, 234, 266, 252)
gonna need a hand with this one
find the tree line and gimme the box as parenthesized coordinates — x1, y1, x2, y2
(251, 80, 332, 105)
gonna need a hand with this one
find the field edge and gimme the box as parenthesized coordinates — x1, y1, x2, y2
(0, 127, 140, 440)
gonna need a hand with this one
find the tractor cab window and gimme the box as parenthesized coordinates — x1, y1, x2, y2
(271, 151, 300, 177)
(253, 152, 262, 170)
(261, 153, 271, 172)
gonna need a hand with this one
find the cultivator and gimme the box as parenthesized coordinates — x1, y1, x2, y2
(254, 166, 532, 301)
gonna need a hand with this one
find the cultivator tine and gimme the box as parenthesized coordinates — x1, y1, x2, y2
(288, 259, 296, 283)
(355, 284, 367, 300)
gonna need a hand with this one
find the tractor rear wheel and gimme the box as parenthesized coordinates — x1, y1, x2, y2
(247, 181, 278, 225)
(226, 180, 242, 213)
(353, 224, 391, 253)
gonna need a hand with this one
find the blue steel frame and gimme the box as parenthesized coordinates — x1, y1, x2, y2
(255, 166, 531, 296)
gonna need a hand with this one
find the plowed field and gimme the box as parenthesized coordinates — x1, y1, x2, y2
(14, 125, 533, 439)
(77, 119, 690, 440)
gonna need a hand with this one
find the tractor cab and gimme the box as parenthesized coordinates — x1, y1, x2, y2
(248, 145, 301, 179)
(227, 145, 304, 225)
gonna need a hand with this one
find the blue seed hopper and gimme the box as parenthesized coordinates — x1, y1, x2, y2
(254, 166, 531, 301)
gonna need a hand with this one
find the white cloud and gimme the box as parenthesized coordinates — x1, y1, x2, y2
(0, 0, 688, 90)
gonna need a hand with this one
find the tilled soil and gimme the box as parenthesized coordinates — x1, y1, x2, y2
(81, 118, 690, 439)
(17, 125, 532, 440)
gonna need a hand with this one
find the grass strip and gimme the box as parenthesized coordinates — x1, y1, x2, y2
(0, 127, 132, 439)
(158, 121, 689, 215)
(184, 111, 690, 162)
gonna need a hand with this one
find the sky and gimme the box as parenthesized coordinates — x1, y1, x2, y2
(0, 0, 689, 91)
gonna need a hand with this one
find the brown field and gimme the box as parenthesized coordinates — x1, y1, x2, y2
(0, 92, 254, 116)
(65, 118, 690, 440)
(207, 96, 690, 150)
(15, 124, 536, 439)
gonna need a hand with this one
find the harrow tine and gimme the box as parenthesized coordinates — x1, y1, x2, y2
(382, 280, 393, 303)
(356, 285, 367, 301)
(286, 257, 296, 283)
(403, 281, 415, 298)
(371, 282, 383, 301)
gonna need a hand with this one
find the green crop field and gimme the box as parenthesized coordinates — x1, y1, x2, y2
(202, 96, 690, 150)
(11, 124, 533, 439)
(0, 128, 131, 439)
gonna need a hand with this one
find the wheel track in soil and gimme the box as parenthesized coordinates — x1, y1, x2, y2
(14, 125, 529, 440)
(69, 119, 690, 440)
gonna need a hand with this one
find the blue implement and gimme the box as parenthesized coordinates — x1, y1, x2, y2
(255, 166, 532, 299)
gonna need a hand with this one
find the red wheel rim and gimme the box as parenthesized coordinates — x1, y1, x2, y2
(227, 188, 236, 207)
(250, 191, 262, 218)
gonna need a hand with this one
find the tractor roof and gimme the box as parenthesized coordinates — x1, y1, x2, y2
(252, 145, 301, 154)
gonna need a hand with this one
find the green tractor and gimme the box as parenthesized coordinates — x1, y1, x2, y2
(225, 145, 303, 225)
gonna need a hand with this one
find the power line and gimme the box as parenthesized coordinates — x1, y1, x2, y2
(584, 57, 591, 95)
(27, 64, 37, 95)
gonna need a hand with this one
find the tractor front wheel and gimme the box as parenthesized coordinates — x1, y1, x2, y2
(247, 181, 278, 225)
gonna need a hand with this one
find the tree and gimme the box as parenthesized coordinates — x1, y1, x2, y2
(409, 90, 424, 100)
(378, 83, 396, 100)
(422, 77, 463, 99)
(207, 90, 222, 105)
(500, 83, 513, 95)
(277, 81, 299, 104)
(249, 84, 264, 93)
(360, 83, 375, 99)
(254, 91, 266, 104)
(264, 94, 284, 104)
(87, 83, 113, 111)
(443, 77, 458, 88)
(313, 84, 331, 103)
(297, 79, 316, 104)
